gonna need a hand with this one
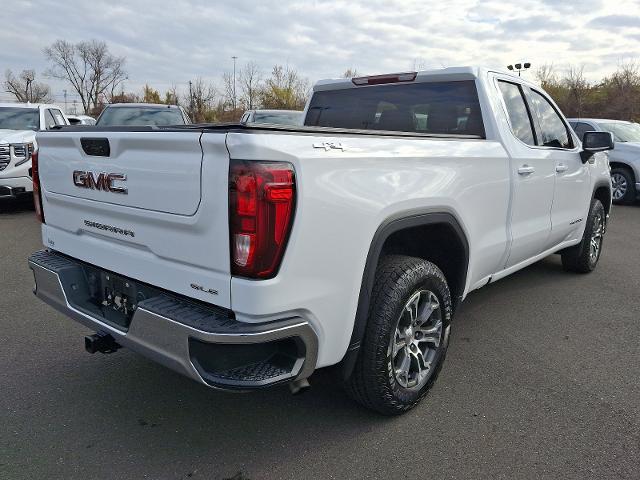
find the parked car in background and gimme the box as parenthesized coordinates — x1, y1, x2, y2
(240, 109, 303, 126)
(66, 114, 96, 126)
(96, 103, 190, 126)
(569, 118, 640, 204)
(0, 103, 68, 200)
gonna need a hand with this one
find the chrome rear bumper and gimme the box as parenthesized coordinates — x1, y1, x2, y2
(28, 250, 318, 390)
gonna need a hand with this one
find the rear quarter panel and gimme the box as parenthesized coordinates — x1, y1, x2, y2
(224, 131, 511, 366)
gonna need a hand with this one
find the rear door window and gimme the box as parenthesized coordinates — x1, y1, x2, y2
(528, 90, 573, 149)
(51, 109, 66, 125)
(305, 80, 485, 137)
(497, 81, 536, 146)
(44, 110, 57, 130)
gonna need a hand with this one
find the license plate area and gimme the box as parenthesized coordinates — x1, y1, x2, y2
(62, 263, 163, 331)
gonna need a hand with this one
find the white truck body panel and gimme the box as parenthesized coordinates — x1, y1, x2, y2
(40, 131, 204, 215)
(226, 132, 511, 365)
(38, 131, 233, 308)
(32, 67, 612, 377)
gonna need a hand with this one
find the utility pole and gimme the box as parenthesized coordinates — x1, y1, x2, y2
(188, 80, 193, 117)
(24, 71, 34, 103)
(232, 56, 238, 110)
(63, 90, 68, 112)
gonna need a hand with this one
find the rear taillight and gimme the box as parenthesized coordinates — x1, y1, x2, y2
(229, 160, 296, 279)
(32, 150, 45, 223)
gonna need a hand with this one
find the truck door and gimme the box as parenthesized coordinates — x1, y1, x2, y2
(495, 79, 556, 268)
(526, 88, 591, 247)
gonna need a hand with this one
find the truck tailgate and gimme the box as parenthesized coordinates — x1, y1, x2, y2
(40, 132, 203, 215)
(36, 130, 232, 308)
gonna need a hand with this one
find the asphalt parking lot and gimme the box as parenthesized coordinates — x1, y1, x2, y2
(1, 198, 639, 480)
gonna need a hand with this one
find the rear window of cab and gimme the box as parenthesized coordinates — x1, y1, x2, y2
(305, 80, 484, 137)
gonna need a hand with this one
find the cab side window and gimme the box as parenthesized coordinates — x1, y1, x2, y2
(497, 80, 536, 146)
(44, 110, 57, 130)
(51, 109, 67, 126)
(529, 90, 573, 149)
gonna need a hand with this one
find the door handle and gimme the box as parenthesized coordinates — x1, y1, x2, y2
(556, 164, 569, 173)
(518, 165, 535, 175)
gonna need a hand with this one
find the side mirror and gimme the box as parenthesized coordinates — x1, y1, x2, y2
(581, 131, 614, 163)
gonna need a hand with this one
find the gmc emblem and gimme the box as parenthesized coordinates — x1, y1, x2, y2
(73, 171, 128, 194)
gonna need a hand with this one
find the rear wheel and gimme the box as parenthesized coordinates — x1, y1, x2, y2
(345, 255, 452, 415)
(611, 167, 635, 204)
(561, 198, 606, 273)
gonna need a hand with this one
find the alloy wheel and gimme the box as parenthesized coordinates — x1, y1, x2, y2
(590, 211, 605, 263)
(389, 290, 443, 390)
(611, 172, 628, 201)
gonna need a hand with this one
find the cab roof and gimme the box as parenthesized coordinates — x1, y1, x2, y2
(0, 102, 62, 109)
(567, 118, 632, 124)
(313, 66, 528, 92)
(104, 103, 181, 109)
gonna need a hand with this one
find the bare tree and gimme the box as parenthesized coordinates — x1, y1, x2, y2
(109, 91, 140, 104)
(526, 62, 640, 121)
(142, 84, 161, 103)
(239, 61, 262, 109)
(221, 71, 235, 109)
(563, 66, 590, 118)
(259, 65, 309, 110)
(535, 63, 569, 111)
(44, 39, 127, 114)
(4, 69, 52, 103)
(601, 61, 640, 120)
(184, 78, 217, 122)
(342, 68, 359, 78)
(164, 85, 178, 105)
(536, 63, 558, 89)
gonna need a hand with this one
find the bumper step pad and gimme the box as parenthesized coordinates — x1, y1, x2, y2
(28, 250, 318, 390)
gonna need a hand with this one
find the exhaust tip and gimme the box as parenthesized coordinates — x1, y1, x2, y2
(85, 333, 121, 354)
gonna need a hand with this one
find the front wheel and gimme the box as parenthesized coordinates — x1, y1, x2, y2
(561, 198, 606, 273)
(345, 255, 452, 415)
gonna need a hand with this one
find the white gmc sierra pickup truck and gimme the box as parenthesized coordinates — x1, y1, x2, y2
(29, 67, 614, 415)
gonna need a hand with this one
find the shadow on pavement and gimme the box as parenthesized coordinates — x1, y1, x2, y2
(0, 197, 35, 215)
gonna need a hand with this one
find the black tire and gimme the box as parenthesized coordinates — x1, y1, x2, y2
(345, 255, 452, 415)
(611, 167, 636, 205)
(561, 198, 606, 273)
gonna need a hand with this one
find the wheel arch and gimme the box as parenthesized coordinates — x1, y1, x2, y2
(593, 181, 612, 215)
(609, 161, 636, 182)
(340, 211, 469, 379)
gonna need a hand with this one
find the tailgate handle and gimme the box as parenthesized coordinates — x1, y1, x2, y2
(81, 137, 111, 157)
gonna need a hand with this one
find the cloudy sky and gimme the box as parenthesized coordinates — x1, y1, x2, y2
(2, 0, 640, 104)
